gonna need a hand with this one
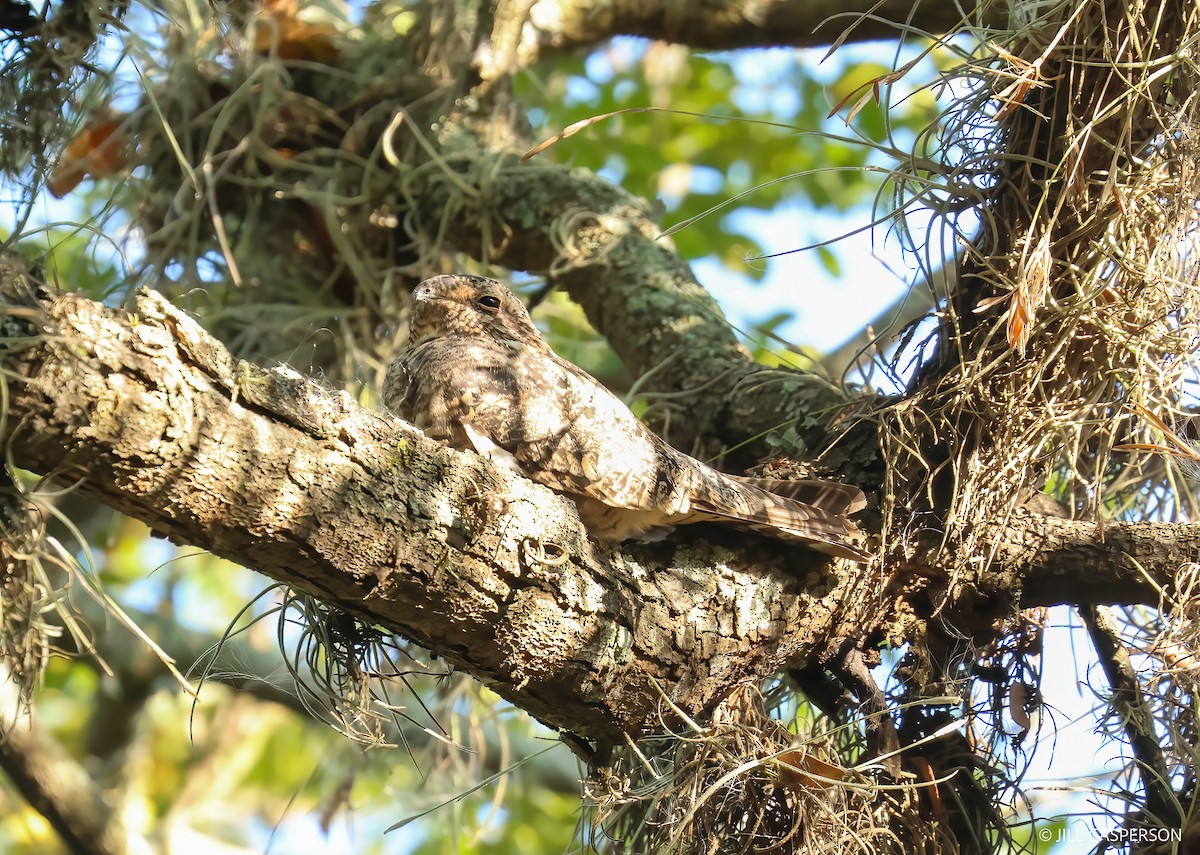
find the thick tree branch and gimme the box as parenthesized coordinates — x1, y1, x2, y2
(989, 510, 1197, 608)
(0, 257, 885, 744)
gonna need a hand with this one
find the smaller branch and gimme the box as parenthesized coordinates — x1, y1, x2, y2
(480, 0, 537, 82)
(48, 595, 311, 758)
(0, 675, 130, 855)
(1080, 605, 1182, 830)
(0, 468, 128, 854)
(822, 264, 945, 378)
(787, 664, 853, 722)
(829, 648, 901, 776)
(992, 510, 1199, 607)
(524, 0, 996, 57)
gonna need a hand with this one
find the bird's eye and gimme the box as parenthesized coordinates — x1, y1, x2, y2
(476, 295, 502, 311)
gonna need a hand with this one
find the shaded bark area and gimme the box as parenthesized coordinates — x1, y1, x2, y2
(995, 511, 1200, 608)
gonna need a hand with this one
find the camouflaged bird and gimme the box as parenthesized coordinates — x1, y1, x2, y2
(384, 274, 870, 561)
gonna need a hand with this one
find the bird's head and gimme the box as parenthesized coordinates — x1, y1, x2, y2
(407, 275, 545, 347)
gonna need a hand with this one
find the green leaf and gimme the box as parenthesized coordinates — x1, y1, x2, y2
(817, 245, 842, 277)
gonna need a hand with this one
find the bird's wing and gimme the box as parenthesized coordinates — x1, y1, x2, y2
(502, 354, 870, 558)
(501, 351, 690, 513)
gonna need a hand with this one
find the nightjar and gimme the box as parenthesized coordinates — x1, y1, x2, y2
(384, 274, 869, 561)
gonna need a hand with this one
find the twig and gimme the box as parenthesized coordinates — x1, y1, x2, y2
(1080, 604, 1183, 830)
(0, 675, 130, 855)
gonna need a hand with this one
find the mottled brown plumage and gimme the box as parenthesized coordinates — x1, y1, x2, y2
(384, 274, 869, 561)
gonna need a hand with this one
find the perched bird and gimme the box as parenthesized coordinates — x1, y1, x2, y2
(384, 275, 869, 561)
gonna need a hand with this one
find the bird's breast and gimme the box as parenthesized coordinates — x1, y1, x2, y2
(391, 336, 541, 448)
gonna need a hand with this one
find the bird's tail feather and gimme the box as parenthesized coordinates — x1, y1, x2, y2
(732, 476, 867, 516)
(689, 475, 871, 562)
